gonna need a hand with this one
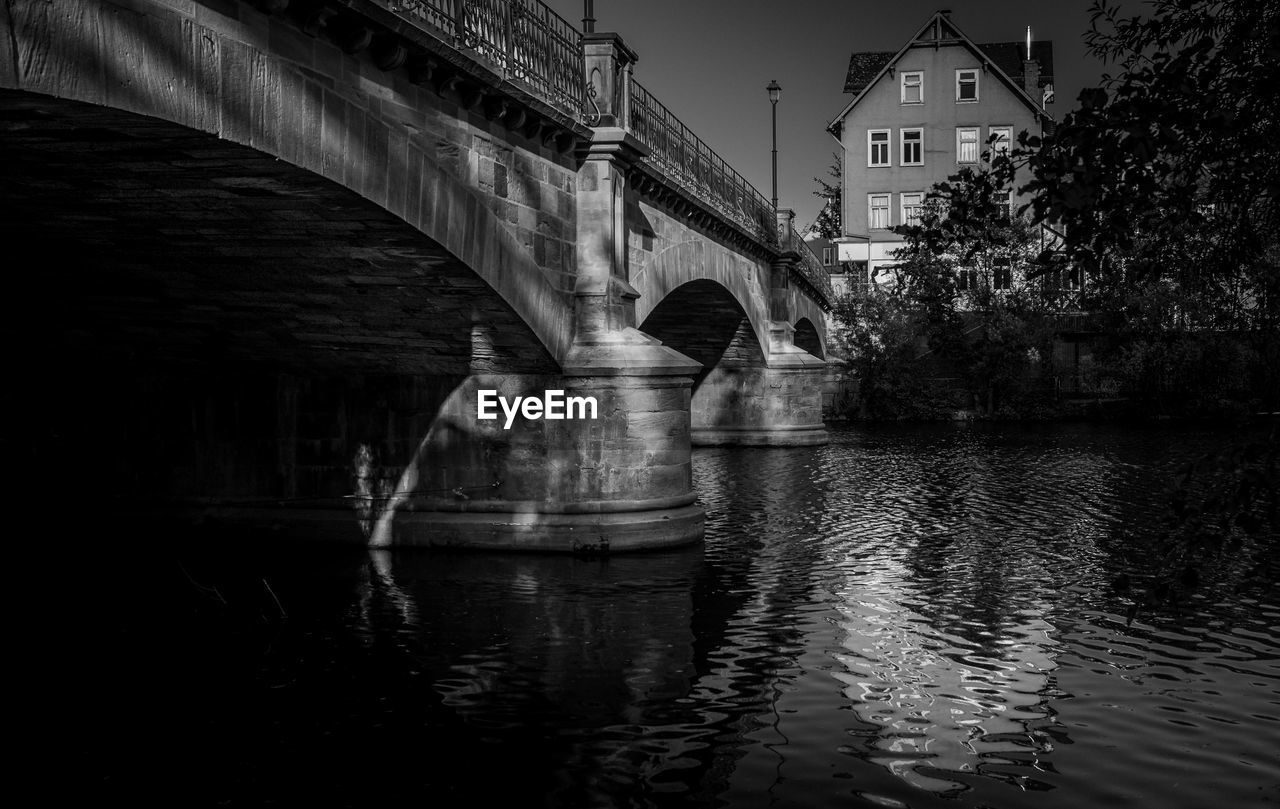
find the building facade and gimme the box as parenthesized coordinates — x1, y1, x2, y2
(826, 11, 1054, 283)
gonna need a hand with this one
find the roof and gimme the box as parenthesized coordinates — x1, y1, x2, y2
(842, 38, 1054, 96)
(843, 52, 895, 94)
(979, 40, 1055, 89)
(832, 12, 1055, 130)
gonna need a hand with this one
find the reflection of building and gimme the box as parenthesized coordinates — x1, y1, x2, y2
(825, 10, 1054, 283)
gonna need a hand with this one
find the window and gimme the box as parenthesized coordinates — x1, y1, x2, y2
(900, 192, 924, 227)
(868, 194, 890, 229)
(901, 71, 923, 104)
(957, 266, 979, 290)
(993, 263, 1012, 290)
(989, 126, 1012, 156)
(956, 127, 979, 163)
(868, 129, 890, 167)
(956, 68, 979, 102)
(822, 247, 834, 267)
(900, 128, 923, 166)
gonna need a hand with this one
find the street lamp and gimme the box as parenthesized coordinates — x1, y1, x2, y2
(583, 0, 595, 33)
(767, 80, 781, 211)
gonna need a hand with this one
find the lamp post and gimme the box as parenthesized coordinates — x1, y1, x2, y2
(767, 80, 781, 211)
(583, 0, 595, 33)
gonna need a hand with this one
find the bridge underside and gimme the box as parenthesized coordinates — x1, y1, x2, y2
(2, 91, 575, 532)
(0, 0, 828, 552)
(641, 281, 827, 447)
(2, 92, 556, 376)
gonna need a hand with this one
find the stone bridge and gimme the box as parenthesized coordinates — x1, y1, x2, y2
(0, 0, 831, 550)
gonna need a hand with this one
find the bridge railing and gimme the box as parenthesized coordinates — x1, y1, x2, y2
(386, 0, 585, 117)
(627, 79, 777, 247)
(785, 226, 835, 304)
(384, 2, 801, 263)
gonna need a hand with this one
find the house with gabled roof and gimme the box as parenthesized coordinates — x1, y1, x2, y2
(826, 10, 1054, 284)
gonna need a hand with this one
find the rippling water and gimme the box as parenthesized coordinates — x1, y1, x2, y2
(62, 424, 1279, 807)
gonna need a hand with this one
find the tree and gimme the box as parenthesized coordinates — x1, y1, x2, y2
(1016, 0, 1280, 615)
(808, 154, 842, 240)
(1023, 0, 1280, 339)
(832, 155, 1064, 418)
(890, 158, 1064, 416)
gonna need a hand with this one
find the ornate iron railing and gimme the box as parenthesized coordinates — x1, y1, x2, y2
(386, 0, 585, 118)
(383, 2, 819, 274)
(627, 78, 776, 246)
(785, 227, 835, 304)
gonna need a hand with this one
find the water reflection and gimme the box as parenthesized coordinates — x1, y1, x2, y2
(832, 578, 1060, 793)
(63, 424, 1280, 808)
(693, 424, 1278, 807)
(809, 429, 1122, 791)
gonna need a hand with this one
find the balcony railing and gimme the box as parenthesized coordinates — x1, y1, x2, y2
(386, 0, 585, 119)
(784, 227, 835, 305)
(627, 79, 776, 246)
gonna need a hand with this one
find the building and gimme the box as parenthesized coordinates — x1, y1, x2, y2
(826, 10, 1054, 284)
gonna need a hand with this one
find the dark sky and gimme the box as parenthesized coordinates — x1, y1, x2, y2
(542, 0, 1108, 229)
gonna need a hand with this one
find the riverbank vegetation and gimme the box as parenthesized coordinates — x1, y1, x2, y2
(823, 0, 1280, 423)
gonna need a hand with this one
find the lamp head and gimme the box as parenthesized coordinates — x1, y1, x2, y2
(767, 80, 781, 104)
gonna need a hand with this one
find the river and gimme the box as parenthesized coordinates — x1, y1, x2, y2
(63, 423, 1279, 807)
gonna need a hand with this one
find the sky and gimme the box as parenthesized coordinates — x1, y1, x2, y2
(541, 0, 1110, 230)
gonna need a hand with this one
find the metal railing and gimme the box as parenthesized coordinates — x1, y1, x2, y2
(386, 0, 585, 118)
(384, 1, 820, 272)
(784, 227, 835, 304)
(627, 78, 776, 246)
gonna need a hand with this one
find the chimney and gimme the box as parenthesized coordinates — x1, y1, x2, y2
(1022, 25, 1040, 100)
(1022, 55, 1040, 99)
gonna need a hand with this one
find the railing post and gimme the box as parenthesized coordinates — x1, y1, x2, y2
(453, 0, 467, 44)
(503, 0, 515, 74)
(772, 208, 797, 325)
(582, 31, 637, 128)
(619, 61, 632, 130)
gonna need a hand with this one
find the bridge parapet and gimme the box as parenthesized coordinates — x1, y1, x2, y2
(372, 0, 786, 261)
(781, 225, 835, 309)
(626, 80, 777, 252)
(382, 0, 585, 118)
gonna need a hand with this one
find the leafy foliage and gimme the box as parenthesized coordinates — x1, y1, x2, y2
(1010, 0, 1280, 616)
(832, 158, 1067, 419)
(808, 154, 842, 240)
(1116, 430, 1279, 622)
(1023, 0, 1280, 336)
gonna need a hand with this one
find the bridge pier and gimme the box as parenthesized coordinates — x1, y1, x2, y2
(691, 320, 828, 447)
(388, 366, 703, 552)
(392, 105, 705, 551)
(688, 209, 828, 447)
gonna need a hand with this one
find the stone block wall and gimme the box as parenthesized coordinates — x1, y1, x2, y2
(3, 0, 582, 307)
(628, 197, 773, 341)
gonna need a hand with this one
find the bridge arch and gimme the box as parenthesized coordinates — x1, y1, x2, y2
(632, 240, 772, 364)
(787, 286, 830, 359)
(3, 91, 560, 377)
(0, 0, 575, 367)
(794, 318, 825, 361)
(637, 278, 767, 386)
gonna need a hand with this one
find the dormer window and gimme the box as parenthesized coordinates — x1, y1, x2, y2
(901, 71, 923, 104)
(956, 69, 979, 102)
